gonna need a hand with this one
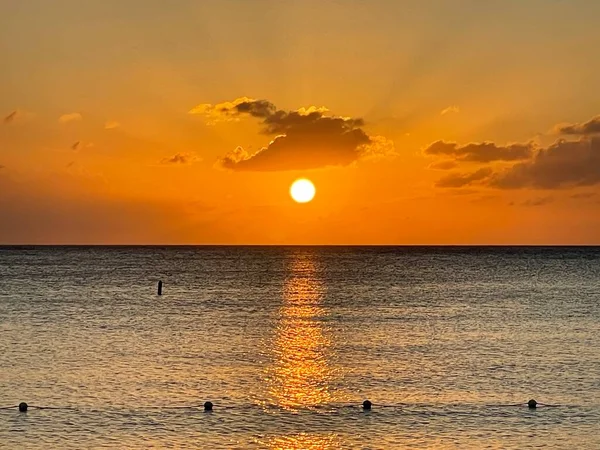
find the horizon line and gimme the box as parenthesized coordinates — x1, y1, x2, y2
(1, 244, 599, 248)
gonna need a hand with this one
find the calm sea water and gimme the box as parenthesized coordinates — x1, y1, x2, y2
(1, 246, 599, 449)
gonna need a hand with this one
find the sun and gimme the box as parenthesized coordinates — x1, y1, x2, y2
(290, 178, 316, 203)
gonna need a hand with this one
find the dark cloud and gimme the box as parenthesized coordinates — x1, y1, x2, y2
(520, 196, 554, 207)
(570, 192, 596, 199)
(195, 98, 391, 171)
(3, 109, 34, 125)
(557, 115, 600, 135)
(160, 152, 199, 165)
(234, 99, 277, 118)
(436, 167, 493, 188)
(3, 110, 18, 124)
(425, 140, 533, 163)
(490, 138, 600, 189)
(428, 160, 458, 170)
(71, 141, 94, 151)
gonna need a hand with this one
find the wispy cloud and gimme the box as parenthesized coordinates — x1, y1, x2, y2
(520, 196, 554, 207)
(428, 160, 458, 171)
(3, 109, 32, 125)
(59, 113, 82, 124)
(71, 141, 93, 151)
(3, 110, 19, 124)
(160, 152, 201, 165)
(570, 192, 596, 199)
(436, 168, 493, 188)
(440, 105, 460, 116)
(424, 140, 533, 163)
(104, 121, 120, 129)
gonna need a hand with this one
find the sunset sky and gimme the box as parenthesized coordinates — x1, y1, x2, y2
(1, 0, 600, 244)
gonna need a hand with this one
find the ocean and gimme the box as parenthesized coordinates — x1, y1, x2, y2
(1, 246, 599, 449)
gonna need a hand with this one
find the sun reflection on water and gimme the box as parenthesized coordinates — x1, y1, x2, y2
(265, 433, 341, 450)
(267, 251, 335, 410)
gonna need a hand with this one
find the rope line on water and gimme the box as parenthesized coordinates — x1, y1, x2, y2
(0, 400, 569, 413)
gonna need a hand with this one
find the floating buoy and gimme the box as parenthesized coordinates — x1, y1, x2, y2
(528, 399, 537, 409)
(362, 400, 372, 410)
(18, 402, 28, 412)
(204, 401, 213, 411)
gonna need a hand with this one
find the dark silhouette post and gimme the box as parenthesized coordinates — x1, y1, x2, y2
(18, 402, 28, 412)
(204, 401, 213, 411)
(157, 280, 163, 296)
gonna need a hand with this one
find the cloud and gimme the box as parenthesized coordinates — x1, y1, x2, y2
(436, 167, 493, 188)
(440, 106, 460, 115)
(570, 192, 596, 199)
(104, 121, 120, 129)
(490, 138, 600, 189)
(360, 135, 397, 161)
(160, 152, 201, 165)
(4, 110, 18, 124)
(556, 115, 600, 136)
(296, 106, 330, 115)
(201, 98, 391, 171)
(0, 165, 5, 169)
(71, 141, 93, 151)
(428, 160, 458, 170)
(3, 109, 32, 125)
(520, 196, 554, 207)
(189, 96, 255, 124)
(59, 113, 82, 124)
(424, 140, 534, 163)
(429, 114, 600, 190)
(431, 137, 600, 190)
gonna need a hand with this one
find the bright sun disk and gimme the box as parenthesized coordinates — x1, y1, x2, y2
(290, 179, 316, 203)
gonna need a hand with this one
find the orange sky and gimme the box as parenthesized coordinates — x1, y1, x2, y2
(1, 0, 600, 244)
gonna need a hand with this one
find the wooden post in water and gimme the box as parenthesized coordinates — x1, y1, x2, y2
(157, 280, 163, 296)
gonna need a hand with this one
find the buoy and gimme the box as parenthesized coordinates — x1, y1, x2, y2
(157, 280, 163, 296)
(18, 402, 28, 412)
(528, 399, 537, 409)
(204, 401, 213, 411)
(362, 400, 372, 410)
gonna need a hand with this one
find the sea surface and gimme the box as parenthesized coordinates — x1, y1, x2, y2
(1, 246, 599, 449)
